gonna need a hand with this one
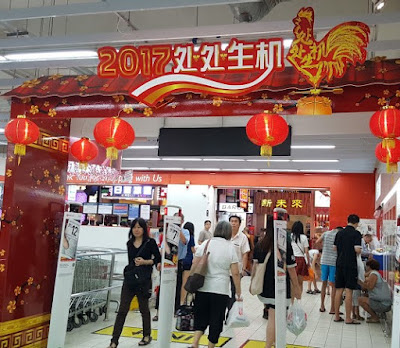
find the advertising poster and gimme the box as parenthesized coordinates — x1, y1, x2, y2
(274, 209, 288, 348)
(239, 189, 249, 210)
(158, 212, 182, 348)
(48, 212, 82, 347)
(59, 213, 81, 274)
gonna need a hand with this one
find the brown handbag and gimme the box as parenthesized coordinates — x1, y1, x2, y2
(184, 239, 211, 293)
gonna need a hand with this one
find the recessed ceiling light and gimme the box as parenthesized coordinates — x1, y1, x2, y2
(292, 159, 339, 163)
(3, 50, 98, 62)
(300, 169, 342, 173)
(162, 158, 202, 161)
(123, 157, 160, 161)
(291, 145, 335, 149)
(128, 145, 159, 149)
(246, 159, 290, 162)
(203, 158, 245, 162)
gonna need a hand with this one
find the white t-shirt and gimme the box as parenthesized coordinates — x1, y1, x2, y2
(309, 249, 319, 262)
(231, 231, 250, 272)
(195, 237, 239, 296)
(291, 234, 309, 258)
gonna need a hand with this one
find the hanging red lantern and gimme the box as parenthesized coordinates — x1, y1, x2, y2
(5, 115, 40, 164)
(375, 139, 400, 173)
(369, 106, 400, 149)
(70, 137, 98, 170)
(246, 111, 289, 157)
(93, 117, 135, 162)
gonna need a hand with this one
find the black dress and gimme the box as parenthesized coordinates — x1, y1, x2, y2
(253, 239, 296, 306)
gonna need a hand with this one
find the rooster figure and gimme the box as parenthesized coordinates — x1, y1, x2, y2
(287, 7, 370, 88)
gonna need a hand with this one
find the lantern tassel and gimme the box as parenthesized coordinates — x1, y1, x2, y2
(382, 138, 395, 150)
(260, 145, 272, 157)
(79, 162, 88, 170)
(106, 147, 119, 161)
(386, 161, 398, 174)
(14, 144, 26, 157)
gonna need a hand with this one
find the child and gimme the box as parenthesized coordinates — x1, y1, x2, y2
(306, 249, 321, 294)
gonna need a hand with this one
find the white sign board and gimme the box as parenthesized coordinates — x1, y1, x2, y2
(48, 212, 82, 347)
(218, 202, 253, 213)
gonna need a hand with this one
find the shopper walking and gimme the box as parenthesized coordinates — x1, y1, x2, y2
(253, 215, 301, 348)
(291, 221, 310, 298)
(317, 227, 342, 314)
(228, 215, 250, 312)
(334, 214, 362, 324)
(190, 221, 241, 348)
(198, 220, 213, 245)
(180, 222, 196, 305)
(108, 218, 161, 347)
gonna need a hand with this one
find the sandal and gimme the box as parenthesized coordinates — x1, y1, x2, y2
(152, 315, 158, 321)
(366, 318, 380, 323)
(306, 290, 313, 294)
(334, 317, 344, 322)
(313, 289, 321, 294)
(108, 343, 118, 348)
(138, 336, 152, 346)
(319, 308, 326, 312)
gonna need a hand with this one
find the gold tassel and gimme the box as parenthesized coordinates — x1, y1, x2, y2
(387, 162, 398, 174)
(79, 162, 88, 170)
(106, 147, 118, 161)
(14, 144, 26, 156)
(382, 138, 395, 149)
(260, 145, 272, 157)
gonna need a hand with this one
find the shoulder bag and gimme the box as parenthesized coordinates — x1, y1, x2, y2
(123, 240, 151, 291)
(184, 239, 211, 293)
(249, 251, 271, 295)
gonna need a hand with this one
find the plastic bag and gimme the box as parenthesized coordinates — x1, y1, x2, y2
(357, 254, 365, 281)
(287, 300, 307, 336)
(226, 301, 250, 328)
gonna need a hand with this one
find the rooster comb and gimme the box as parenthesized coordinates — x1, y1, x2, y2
(297, 7, 314, 22)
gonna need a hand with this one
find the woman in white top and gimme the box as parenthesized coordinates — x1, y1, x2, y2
(190, 221, 241, 348)
(291, 221, 310, 298)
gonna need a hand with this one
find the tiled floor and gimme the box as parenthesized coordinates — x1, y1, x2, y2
(64, 277, 392, 348)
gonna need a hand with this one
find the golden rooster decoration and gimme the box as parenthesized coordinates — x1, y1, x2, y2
(287, 7, 370, 89)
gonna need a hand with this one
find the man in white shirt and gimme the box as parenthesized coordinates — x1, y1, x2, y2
(198, 220, 213, 245)
(227, 215, 250, 312)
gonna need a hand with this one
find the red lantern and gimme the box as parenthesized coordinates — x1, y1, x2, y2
(70, 137, 98, 170)
(370, 106, 400, 149)
(93, 117, 135, 162)
(246, 111, 289, 156)
(5, 115, 40, 163)
(375, 139, 400, 173)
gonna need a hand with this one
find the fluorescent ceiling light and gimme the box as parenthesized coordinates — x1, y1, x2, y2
(0, 128, 4, 133)
(246, 159, 290, 162)
(203, 158, 245, 162)
(260, 169, 299, 172)
(185, 168, 221, 171)
(3, 50, 98, 62)
(283, 39, 293, 48)
(194, 43, 229, 51)
(300, 169, 342, 173)
(292, 159, 339, 163)
(123, 157, 160, 161)
(381, 179, 400, 205)
(222, 168, 259, 172)
(150, 167, 183, 171)
(128, 145, 158, 149)
(0, 56, 6, 61)
(375, 0, 385, 10)
(121, 167, 149, 170)
(162, 158, 202, 161)
(291, 145, 335, 149)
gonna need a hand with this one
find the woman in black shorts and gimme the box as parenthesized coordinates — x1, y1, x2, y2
(253, 215, 301, 348)
(180, 222, 196, 306)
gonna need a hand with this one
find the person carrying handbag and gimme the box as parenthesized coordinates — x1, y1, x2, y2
(108, 218, 161, 348)
(189, 221, 241, 348)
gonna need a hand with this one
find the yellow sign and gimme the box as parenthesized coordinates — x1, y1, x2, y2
(240, 340, 312, 348)
(95, 326, 231, 347)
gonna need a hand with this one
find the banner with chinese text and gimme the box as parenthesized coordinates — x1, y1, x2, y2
(254, 191, 311, 216)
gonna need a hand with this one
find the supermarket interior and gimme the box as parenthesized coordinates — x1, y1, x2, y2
(0, 1, 400, 348)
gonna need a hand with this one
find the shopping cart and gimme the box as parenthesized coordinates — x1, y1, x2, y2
(67, 248, 126, 331)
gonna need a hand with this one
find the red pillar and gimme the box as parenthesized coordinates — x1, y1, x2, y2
(0, 107, 70, 347)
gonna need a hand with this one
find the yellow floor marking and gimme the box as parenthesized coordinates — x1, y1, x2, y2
(240, 340, 312, 348)
(94, 325, 231, 347)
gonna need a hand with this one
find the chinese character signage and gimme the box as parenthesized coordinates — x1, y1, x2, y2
(98, 38, 285, 106)
(255, 192, 311, 215)
(287, 7, 369, 88)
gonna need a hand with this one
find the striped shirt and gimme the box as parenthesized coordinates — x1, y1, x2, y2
(320, 230, 338, 266)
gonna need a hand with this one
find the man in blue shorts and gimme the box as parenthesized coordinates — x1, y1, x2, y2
(317, 227, 343, 313)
